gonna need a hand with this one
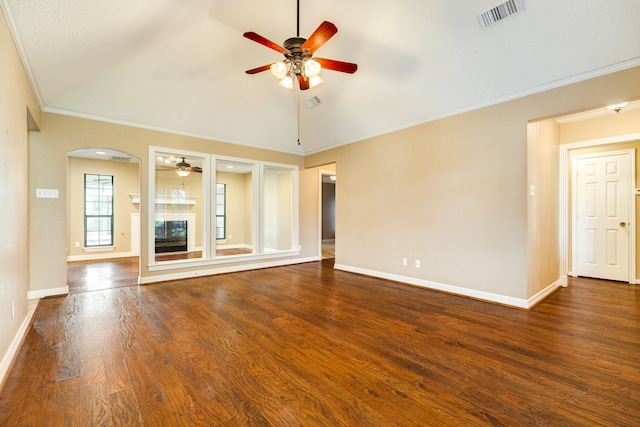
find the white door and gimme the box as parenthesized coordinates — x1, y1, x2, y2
(574, 152, 631, 282)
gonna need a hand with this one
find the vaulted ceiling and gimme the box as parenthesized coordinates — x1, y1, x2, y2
(3, 0, 639, 155)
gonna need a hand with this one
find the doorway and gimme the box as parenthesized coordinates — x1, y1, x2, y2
(67, 148, 141, 293)
(560, 135, 640, 285)
(319, 169, 336, 260)
(572, 150, 634, 282)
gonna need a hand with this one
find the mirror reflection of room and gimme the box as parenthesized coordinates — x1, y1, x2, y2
(154, 153, 203, 262)
(215, 159, 255, 257)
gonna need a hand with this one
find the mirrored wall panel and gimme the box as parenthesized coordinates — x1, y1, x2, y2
(153, 151, 204, 263)
(263, 164, 297, 253)
(215, 159, 257, 258)
(149, 147, 298, 269)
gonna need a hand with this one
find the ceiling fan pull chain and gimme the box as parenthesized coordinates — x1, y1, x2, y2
(297, 92, 301, 145)
(296, 0, 300, 37)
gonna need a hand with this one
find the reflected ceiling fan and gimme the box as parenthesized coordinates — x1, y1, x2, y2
(243, 0, 357, 90)
(156, 155, 202, 178)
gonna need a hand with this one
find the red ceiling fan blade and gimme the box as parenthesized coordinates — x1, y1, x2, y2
(245, 64, 273, 75)
(298, 76, 310, 91)
(243, 32, 291, 54)
(301, 21, 338, 54)
(315, 58, 358, 74)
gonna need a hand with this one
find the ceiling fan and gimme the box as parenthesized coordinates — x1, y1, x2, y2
(156, 155, 202, 178)
(243, 0, 357, 90)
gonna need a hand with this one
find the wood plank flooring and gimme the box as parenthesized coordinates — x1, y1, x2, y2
(2, 260, 639, 425)
(67, 256, 139, 294)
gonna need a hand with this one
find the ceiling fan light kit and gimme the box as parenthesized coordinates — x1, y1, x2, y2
(175, 157, 192, 178)
(243, 1, 357, 91)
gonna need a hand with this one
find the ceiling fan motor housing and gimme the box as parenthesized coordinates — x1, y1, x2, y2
(283, 37, 311, 76)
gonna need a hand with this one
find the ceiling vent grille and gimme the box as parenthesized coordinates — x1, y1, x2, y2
(478, 0, 524, 29)
(110, 155, 131, 162)
(304, 96, 322, 109)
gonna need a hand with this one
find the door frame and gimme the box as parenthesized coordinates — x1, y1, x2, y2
(560, 132, 640, 284)
(571, 149, 635, 282)
(318, 169, 336, 260)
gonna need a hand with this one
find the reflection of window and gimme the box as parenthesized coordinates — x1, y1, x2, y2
(171, 188, 186, 199)
(150, 147, 299, 267)
(84, 174, 113, 246)
(216, 183, 226, 240)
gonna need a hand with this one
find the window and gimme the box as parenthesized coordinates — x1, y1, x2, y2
(216, 183, 226, 240)
(84, 174, 114, 246)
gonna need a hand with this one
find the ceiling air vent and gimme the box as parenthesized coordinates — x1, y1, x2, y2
(304, 96, 322, 109)
(110, 155, 131, 162)
(478, 0, 524, 29)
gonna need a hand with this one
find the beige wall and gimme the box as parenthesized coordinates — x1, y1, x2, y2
(28, 112, 310, 290)
(322, 182, 336, 240)
(306, 66, 640, 302)
(527, 119, 560, 296)
(0, 6, 41, 384)
(560, 110, 640, 145)
(68, 157, 140, 258)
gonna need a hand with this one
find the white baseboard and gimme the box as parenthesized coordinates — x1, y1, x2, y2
(0, 302, 38, 390)
(67, 251, 136, 262)
(334, 264, 562, 309)
(526, 279, 564, 308)
(141, 257, 319, 284)
(27, 286, 68, 300)
(216, 243, 253, 250)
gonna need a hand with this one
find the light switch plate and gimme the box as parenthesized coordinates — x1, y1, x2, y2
(36, 188, 59, 198)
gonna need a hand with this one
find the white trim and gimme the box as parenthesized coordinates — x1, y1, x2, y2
(215, 243, 253, 251)
(43, 106, 305, 155)
(560, 133, 640, 284)
(148, 249, 301, 271)
(27, 286, 69, 299)
(334, 264, 562, 309)
(83, 246, 115, 252)
(67, 251, 136, 262)
(0, 1, 44, 108)
(527, 279, 565, 308)
(0, 302, 38, 390)
(304, 59, 640, 155)
(141, 257, 318, 284)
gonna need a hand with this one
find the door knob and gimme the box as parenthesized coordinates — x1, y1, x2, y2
(620, 222, 627, 227)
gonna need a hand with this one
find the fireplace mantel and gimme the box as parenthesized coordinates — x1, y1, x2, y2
(129, 193, 197, 206)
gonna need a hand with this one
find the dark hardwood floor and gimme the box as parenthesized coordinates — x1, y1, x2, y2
(67, 257, 139, 294)
(2, 260, 639, 426)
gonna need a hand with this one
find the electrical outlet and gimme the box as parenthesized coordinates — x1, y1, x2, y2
(75, 241, 80, 247)
(415, 260, 421, 268)
(402, 258, 408, 266)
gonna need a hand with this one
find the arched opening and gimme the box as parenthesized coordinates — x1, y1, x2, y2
(66, 148, 141, 293)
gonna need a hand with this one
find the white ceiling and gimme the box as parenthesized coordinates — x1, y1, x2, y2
(3, 0, 640, 155)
